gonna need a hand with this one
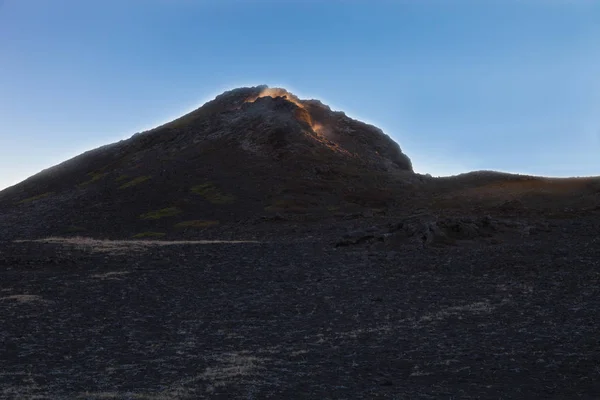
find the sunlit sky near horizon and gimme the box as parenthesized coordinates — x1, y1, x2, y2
(1, 0, 599, 190)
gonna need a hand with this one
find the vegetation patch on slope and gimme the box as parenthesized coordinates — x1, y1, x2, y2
(115, 174, 130, 182)
(140, 207, 182, 220)
(119, 176, 152, 189)
(78, 172, 108, 187)
(191, 183, 235, 204)
(16, 192, 54, 205)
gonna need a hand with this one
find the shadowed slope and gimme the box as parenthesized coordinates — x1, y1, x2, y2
(0, 86, 415, 239)
(1, 86, 598, 241)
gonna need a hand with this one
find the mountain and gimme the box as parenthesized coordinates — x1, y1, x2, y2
(0, 86, 417, 239)
(2, 85, 599, 241)
(4, 87, 600, 399)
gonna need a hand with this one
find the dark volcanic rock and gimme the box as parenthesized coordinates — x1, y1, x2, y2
(336, 215, 556, 248)
(0, 86, 414, 240)
(2, 215, 600, 398)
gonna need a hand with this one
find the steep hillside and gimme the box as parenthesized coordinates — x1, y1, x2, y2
(0, 86, 416, 239)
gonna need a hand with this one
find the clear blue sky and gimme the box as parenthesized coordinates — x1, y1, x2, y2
(1, 1, 599, 190)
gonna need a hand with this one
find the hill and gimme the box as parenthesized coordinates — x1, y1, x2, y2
(0, 86, 416, 240)
(1, 85, 599, 242)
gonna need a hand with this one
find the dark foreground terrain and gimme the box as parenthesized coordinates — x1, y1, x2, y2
(2, 213, 600, 399)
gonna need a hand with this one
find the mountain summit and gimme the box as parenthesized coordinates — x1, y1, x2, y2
(152, 85, 412, 172)
(0, 86, 415, 239)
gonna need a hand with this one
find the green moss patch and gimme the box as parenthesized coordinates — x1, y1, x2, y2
(174, 220, 220, 228)
(78, 172, 107, 187)
(115, 174, 130, 182)
(16, 192, 54, 205)
(139, 207, 181, 220)
(119, 175, 151, 189)
(191, 183, 235, 204)
(132, 232, 166, 239)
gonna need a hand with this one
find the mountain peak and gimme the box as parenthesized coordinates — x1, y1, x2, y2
(188, 85, 413, 171)
(0, 86, 414, 239)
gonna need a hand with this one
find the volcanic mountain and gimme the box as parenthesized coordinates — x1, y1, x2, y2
(4, 87, 600, 399)
(0, 86, 418, 239)
(2, 85, 599, 241)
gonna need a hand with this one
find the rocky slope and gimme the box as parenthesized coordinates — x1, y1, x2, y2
(0, 86, 416, 240)
(1, 85, 599, 242)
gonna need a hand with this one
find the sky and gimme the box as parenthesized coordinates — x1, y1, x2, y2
(1, 0, 599, 190)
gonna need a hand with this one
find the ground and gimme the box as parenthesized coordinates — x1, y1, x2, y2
(1, 213, 600, 399)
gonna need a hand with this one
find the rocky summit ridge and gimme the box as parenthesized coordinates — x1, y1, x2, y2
(150, 85, 413, 172)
